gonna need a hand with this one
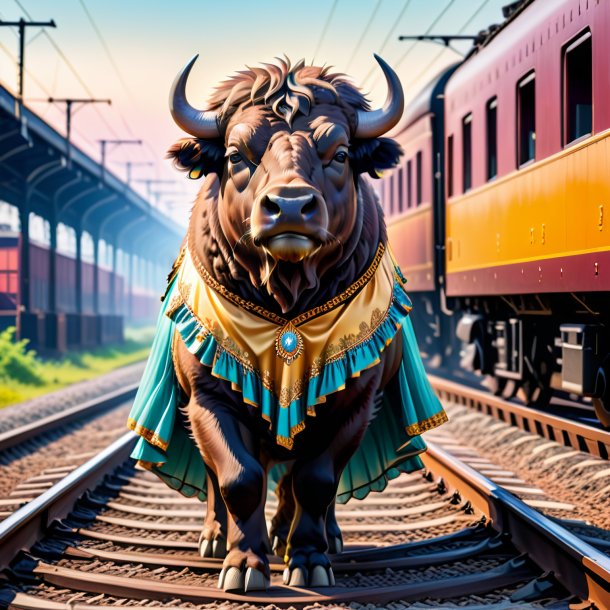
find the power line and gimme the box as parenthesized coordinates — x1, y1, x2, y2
(312, 0, 339, 64)
(0, 18, 104, 154)
(392, 0, 456, 72)
(361, 0, 413, 85)
(345, 0, 383, 72)
(77, 0, 138, 140)
(12, 0, 121, 141)
(0, 17, 56, 99)
(405, 0, 490, 88)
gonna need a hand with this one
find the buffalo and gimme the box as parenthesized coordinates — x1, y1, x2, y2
(128, 55, 447, 593)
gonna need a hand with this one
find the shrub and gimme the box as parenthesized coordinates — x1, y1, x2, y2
(0, 327, 45, 386)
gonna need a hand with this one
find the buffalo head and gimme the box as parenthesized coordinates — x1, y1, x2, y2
(168, 56, 403, 313)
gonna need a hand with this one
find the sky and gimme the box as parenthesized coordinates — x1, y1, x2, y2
(0, 0, 509, 222)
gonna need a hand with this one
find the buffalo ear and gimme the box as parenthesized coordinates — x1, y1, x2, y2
(350, 137, 403, 179)
(167, 138, 225, 179)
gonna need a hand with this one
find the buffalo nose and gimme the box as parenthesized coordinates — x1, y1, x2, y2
(263, 193, 318, 220)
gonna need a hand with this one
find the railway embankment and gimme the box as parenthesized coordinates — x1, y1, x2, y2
(436, 402, 610, 531)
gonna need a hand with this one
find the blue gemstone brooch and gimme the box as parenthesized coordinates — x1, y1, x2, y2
(275, 321, 304, 365)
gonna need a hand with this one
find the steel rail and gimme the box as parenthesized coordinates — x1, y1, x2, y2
(422, 441, 610, 610)
(0, 432, 136, 570)
(0, 383, 138, 452)
(0, 391, 608, 606)
(428, 374, 610, 459)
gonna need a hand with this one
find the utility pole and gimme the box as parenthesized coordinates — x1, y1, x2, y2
(48, 98, 111, 142)
(132, 178, 176, 203)
(0, 18, 56, 100)
(149, 189, 188, 209)
(118, 161, 154, 185)
(98, 139, 142, 179)
(47, 98, 111, 165)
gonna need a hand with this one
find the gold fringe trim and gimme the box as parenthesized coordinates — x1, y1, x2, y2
(136, 459, 164, 471)
(276, 420, 306, 450)
(405, 410, 449, 436)
(187, 235, 385, 327)
(127, 418, 169, 451)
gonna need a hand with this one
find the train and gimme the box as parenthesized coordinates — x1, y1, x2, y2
(380, 0, 610, 426)
(0, 226, 159, 351)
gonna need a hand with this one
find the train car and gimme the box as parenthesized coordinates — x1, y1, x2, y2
(0, 228, 140, 350)
(444, 0, 610, 424)
(380, 64, 459, 365)
(381, 0, 610, 426)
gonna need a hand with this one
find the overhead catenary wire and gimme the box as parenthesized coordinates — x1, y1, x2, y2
(405, 0, 490, 89)
(312, 0, 339, 64)
(0, 37, 100, 154)
(11, 0, 122, 143)
(77, 0, 138, 140)
(391, 0, 457, 72)
(77, 0, 183, 177)
(10, 0, 174, 187)
(345, 0, 384, 72)
(361, 0, 413, 85)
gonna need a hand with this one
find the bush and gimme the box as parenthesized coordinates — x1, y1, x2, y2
(0, 327, 45, 386)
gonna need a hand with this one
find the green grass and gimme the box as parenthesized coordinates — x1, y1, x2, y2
(0, 326, 154, 409)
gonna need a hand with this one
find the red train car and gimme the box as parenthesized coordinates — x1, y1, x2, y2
(0, 228, 151, 351)
(380, 0, 610, 425)
(445, 0, 610, 423)
(379, 65, 457, 360)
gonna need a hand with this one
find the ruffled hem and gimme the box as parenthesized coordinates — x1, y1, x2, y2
(127, 273, 448, 504)
(170, 282, 413, 449)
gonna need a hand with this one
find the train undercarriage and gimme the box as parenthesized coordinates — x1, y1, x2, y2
(451, 292, 610, 427)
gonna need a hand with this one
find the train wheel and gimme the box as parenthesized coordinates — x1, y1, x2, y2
(593, 398, 610, 428)
(592, 365, 610, 428)
(484, 375, 506, 396)
(519, 334, 554, 408)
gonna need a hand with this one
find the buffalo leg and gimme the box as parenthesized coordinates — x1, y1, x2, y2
(188, 400, 269, 592)
(284, 376, 379, 587)
(269, 470, 295, 558)
(326, 500, 343, 554)
(271, 470, 343, 557)
(198, 468, 227, 558)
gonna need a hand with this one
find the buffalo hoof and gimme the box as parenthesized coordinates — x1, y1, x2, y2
(283, 565, 335, 587)
(218, 566, 269, 592)
(327, 535, 343, 554)
(272, 535, 287, 558)
(198, 532, 227, 559)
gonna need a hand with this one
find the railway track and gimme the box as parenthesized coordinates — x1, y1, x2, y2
(0, 384, 139, 454)
(0, 384, 138, 522)
(429, 375, 610, 460)
(0, 429, 608, 607)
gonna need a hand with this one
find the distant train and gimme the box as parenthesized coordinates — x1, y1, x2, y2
(0, 227, 158, 350)
(380, 0, 610, 426)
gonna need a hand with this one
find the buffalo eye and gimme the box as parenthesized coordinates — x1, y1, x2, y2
(229, 151, 243, 164)
(333, 150, 348, 163)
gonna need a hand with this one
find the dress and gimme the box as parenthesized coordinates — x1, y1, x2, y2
(127, 243, 447, 503)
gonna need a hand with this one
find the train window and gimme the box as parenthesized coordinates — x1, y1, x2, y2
(407, 160, 413, 208)
(564, 31, 592, 144)
(397, 166, 404, 212)
(447, 135, 454, 197)
(416, 151, 423, 205)
(486, 98, 498, 180)
(462, 114, 472, 192)
(517, 72, 536, 166)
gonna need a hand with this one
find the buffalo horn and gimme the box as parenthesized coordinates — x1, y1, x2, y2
(355, 54, 404, 138)
(169, 54, 220, 138)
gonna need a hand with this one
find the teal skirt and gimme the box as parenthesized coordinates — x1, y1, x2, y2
(128, 280, 447, 503)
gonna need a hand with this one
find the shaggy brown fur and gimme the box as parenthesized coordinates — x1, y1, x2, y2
(167, 57, 404, 591)
(168, 58, 400, 314)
